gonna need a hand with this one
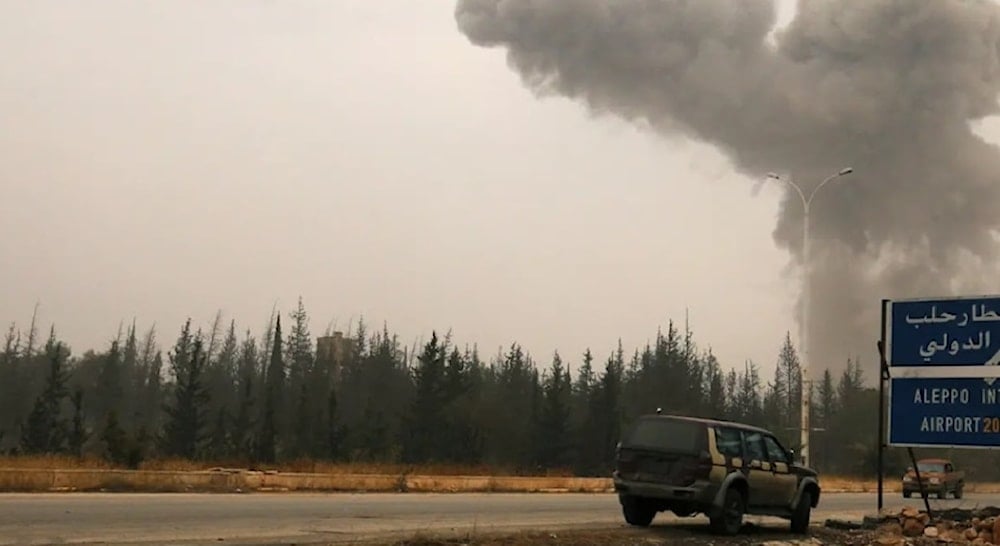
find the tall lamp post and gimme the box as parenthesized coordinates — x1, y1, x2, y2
(766, 167, 854, 468)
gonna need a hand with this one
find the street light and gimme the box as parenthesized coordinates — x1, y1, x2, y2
(765, 167, 854, 468)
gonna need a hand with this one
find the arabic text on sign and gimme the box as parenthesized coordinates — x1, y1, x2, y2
(919, 331, 992, 361)
(905, 304, 1000, 328)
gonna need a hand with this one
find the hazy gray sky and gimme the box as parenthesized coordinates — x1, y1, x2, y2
(10, 0, 987, 372)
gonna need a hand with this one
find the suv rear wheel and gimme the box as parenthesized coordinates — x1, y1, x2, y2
(621, 495, 656, 527)
(709, 487, 744, 535)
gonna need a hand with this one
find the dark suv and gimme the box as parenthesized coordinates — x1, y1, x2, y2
(612, 413, 820, 535)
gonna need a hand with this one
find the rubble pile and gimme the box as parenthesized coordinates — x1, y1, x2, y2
(871, 506, 1000, 546)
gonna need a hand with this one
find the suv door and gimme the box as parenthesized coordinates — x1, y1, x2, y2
(944, 462, 956, 490)
(741, 430, 775, 508)
(762, 434, 797, 505)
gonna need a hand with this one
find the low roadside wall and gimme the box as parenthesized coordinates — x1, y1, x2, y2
(0, 468, 613, 493)
(1, 468, 994, 494)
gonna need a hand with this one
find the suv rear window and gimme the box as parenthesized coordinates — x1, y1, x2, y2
(917, 462, 946, 473)
(623, 418, 704, 453)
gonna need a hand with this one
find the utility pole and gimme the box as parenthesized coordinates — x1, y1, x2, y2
(766, 167, 854, 468)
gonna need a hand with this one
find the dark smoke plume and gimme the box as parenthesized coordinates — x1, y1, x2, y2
(456, 0, 1000, 378)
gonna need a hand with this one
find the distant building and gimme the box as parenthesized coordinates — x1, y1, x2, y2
(316, 331, 354, 384)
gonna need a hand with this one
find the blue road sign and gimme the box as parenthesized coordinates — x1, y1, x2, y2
(888, 377, 1000, 448)
(887, 296, 1000, 367)
(884, 295, 1000, 448)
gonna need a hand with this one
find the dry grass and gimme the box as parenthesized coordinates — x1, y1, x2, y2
(0, 455, 116, 470)
(4, 455, 1000, 494)
(821, 476, 893, 492)
(0, 455, 575, 477)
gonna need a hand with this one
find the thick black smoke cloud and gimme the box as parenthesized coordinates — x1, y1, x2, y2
(456, 0, 1000, 378)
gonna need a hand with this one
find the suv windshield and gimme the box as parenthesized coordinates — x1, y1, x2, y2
(917, 462, 946, 473)
(623, 418, 703, 453)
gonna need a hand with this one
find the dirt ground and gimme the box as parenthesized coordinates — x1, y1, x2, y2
(379, 523, 874, 546)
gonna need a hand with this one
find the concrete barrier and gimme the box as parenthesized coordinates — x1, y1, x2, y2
(397, 475, 615, 493)
(404, 475, 494, 493)
(255, 472, 402, 492)
(3, 468, 255, 492)
(0, 468, 616, 494)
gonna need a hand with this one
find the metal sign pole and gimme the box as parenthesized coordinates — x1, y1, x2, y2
(877, 299, 889, 513)
(877, 342, 886, 512)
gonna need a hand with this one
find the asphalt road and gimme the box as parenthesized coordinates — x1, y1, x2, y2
(3, 491, 999, 546)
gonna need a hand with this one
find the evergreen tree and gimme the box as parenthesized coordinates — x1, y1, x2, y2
(232, 330, 258, 459)
(702, 350, 726, 417)
(161, 322, 211, 459)
(121, 322, 140, 428)
(442, 346, 480, 464)
(0, 324, 21, 451)
(67, 389, 88, 459)
(815, 369, 836, 471)
(205, 407, 230, 461)
(681, 320, 703, 413)
(723, 369, 739, 419)
(286, 299, 314, 458)
(326, 387, 344, 460)
(101, 409, 128, 465)
(94, 340, 124, 427)
(136, 326, 163, 435)
(778, 333, 802, 438)
(205, 320, 239, 450)
(19, 340, 69, 454)
(257, 316, 284, 462)
(735, 361, 763, 425)
(403, 331, 448, 463)
(536, 352, 571, 468)
(595, 350, 624, 473)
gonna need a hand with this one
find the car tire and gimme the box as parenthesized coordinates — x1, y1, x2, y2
(710, 487, 745, 536)
(790, 491, 812, 534)
(903, 491, 912, 498)
(620, 495, 656, 527)
(937, 490, 946, 500)
(954, 484, 964, 499)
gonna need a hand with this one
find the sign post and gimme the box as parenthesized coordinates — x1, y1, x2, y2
(879, 295, 1000, 510)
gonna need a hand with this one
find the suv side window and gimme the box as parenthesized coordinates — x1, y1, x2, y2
(763, 435, 791, 465)
(743, 431, 767, 462)
(714, 427, 743, 459)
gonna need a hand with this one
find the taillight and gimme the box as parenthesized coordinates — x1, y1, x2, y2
(678, 451, 713, 485)
(694, 450, 713, 476)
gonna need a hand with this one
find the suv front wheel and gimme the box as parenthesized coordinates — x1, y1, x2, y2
(709, 487, 745, 535)
(790, 491, 812, 534)
(620, 495, 656, 527)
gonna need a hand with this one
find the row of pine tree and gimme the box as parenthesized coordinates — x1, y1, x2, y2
(1, 299, 990, 478)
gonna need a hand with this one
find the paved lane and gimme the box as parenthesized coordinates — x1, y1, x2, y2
(3, 492, 999, 545)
